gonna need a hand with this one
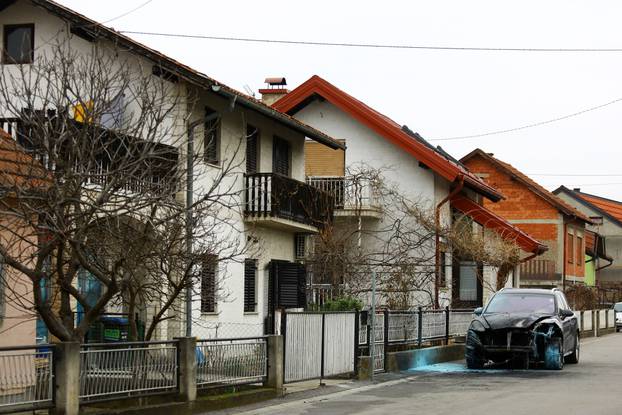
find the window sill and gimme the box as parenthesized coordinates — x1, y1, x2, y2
(200, 312, 219, 316)
(204, 161, 222, 169)
(244, 311, 259, 315)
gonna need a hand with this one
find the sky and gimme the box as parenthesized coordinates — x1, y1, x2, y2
(58, 0, 622, 200)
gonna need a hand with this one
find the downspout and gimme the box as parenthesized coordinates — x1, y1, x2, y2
(435, 175, 464, 308)
(562, 222, 567, 292)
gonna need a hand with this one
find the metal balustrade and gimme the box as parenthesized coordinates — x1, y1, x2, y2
(79, 341, 178, 402)
(195, 337, 267, 388)
(306, 176, 380, 211)
(0, 345, 54, 411)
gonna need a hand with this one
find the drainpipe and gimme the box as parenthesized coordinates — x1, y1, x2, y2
(562, 223, 567, 292)
(434, 175, 464, 308)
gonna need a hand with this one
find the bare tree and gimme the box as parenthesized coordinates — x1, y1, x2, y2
(0, 41, 248, 341)
(306, 164, 522, 309)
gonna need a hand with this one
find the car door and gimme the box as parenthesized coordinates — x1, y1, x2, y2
(555, 292, 577, 354)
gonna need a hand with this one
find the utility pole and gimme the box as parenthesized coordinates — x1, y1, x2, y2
(369, 270, 377, 381)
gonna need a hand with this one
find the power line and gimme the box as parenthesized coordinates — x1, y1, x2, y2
(100, 0, 155, 25)
(428, 96, 622, 141)
(529, 173, 622, 177)
(119, 30, 622, 53)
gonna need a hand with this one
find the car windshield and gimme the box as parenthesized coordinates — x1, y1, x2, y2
(485, 293, 556, 314)
(614, 303, 622, 312)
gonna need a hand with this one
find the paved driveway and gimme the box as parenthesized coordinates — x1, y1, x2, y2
(234, 333, 622, 415)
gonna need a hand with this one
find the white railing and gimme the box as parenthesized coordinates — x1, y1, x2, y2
(195, 337, 267, 388)
(306, 176, 380, 211)
(0, 345, 53, 411)
(79, 341, 178, 402)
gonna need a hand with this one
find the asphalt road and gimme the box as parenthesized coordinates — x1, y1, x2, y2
(237, 333, 622, 415)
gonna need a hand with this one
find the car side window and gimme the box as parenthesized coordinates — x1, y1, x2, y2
(555, 293, 569, 311)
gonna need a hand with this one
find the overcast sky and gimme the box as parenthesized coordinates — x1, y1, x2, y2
(59, 0, 622, 200)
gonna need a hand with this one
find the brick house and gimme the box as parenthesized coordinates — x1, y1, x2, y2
(553, 186, 618, 286)
(461, 149, 592, 289)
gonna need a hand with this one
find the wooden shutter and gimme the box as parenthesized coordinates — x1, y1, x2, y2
(246, 125, 259, 174)
(272, 136, 290, 176)
(200, 255, 217, 312)
(204, 107, 220, 165)
(269, 260, 306, 308)
(244, 259, 257, 312)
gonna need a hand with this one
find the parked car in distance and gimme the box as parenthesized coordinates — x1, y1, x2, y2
(613, 302, 622, 332)
(465, 288, 579, 370)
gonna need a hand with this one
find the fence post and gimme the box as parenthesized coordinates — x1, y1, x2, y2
(596, 309, 600, 337)
(383, 310, 389, 371)
(580, 310, 584, 333)
(592, 310, 597, 337)
(177, 337, 197, 402)
(265, 335, 284, 393)
(52, 342, 80, 415)
(445, 306, 450, 345)
(417, 307, 423, 348)
(320, 313, 326, 384)
(354, 310, 360, 376)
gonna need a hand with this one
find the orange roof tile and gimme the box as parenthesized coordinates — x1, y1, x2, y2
(461, 149, 593, 224)
(575, 192, 622, 224)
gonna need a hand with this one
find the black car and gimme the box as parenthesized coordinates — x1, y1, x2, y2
(465, 288, 579, 370)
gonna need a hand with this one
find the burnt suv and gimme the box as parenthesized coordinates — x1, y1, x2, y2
(465, 288, 579, 370)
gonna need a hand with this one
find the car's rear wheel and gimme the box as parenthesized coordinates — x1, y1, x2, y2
(544, 337, 564, 370)
(565, 333, 579, 364)
(465, 330, 485, 369)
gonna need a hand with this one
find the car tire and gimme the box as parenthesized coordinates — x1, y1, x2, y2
(465, 330, 485, 369)
(565, 334, 579, 364)
(544, 337, 564, 370)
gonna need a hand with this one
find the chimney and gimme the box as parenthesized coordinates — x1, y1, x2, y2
(259, 77, 289, 106)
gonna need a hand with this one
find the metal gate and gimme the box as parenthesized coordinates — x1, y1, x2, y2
(283, 312, 356, 383)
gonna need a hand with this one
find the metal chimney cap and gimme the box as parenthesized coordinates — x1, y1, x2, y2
(265, 77, 287, 86)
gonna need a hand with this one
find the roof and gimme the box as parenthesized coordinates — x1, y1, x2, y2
(450, 195, 548, 255)
(554, 186, 622, 228)
(461, 149, 593, 224)
(24, 0, 344, 151)
(272, 75, 503, 202)
(0, 129, 49, 190)
(584, 229, 613, 261)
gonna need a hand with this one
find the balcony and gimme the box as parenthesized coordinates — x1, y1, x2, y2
(306, 176, 382, 218)
(520, 259, 560, 282)
(244, 173, 333, 232)
(0, 116, 179, 198)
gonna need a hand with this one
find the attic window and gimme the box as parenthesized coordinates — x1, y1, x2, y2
(3, 24, 34, 64)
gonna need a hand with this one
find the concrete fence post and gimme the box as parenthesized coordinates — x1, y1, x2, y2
(52, 342, 80, 415)
(265, 335, 284, 393)
(176, 337, 197, 402)
(595, 310, 600, 337)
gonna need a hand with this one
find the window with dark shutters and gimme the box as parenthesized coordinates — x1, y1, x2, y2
(244, 259, 257, 312)
(272, 136, 290, 176)
(246, 125, 259, 174)
(204, 107, 220, 165)
(200, 255, 217, 313)
(268, 260, 306, 309)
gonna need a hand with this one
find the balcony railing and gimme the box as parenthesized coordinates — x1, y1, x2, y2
(0, 116, 179, 198)
(520, 259, 558, 281)
(306, 176, 380, 211)
(244, 173, 333, 228)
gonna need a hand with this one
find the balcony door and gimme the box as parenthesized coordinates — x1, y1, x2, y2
(272, 136, 290, 177)
(246, 125, 259, 174)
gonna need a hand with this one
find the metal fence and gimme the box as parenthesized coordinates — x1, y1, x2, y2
(196, 337, 267, 388)
(0, 345, 54, 411)
(79, 341, 178, 402)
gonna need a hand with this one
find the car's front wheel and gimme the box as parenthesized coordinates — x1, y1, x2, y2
(544, 337, 564, 370)
(565, 333, 579, 364)
(465, 330, 485, 369)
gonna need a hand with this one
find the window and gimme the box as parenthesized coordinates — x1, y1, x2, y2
(246, 125, 259, 174)
(576, 236, 583, 266)
(3, 24, 34, 64)
(204, 107, 220, 165)
(459, 261, 478, 302)
(567, 233, 574, 263)
(439, 251, 447, 288)
(244, 259, 257, 313)
(200, 255, 218, 313)
(294, 234, 306, 261)
(272, 136, 290, 176)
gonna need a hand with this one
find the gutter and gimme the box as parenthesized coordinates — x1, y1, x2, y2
(434, 175, 464, 308)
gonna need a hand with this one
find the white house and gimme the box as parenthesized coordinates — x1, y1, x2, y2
(268, 75, 546, 308)
(0, 0, 344, 340)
